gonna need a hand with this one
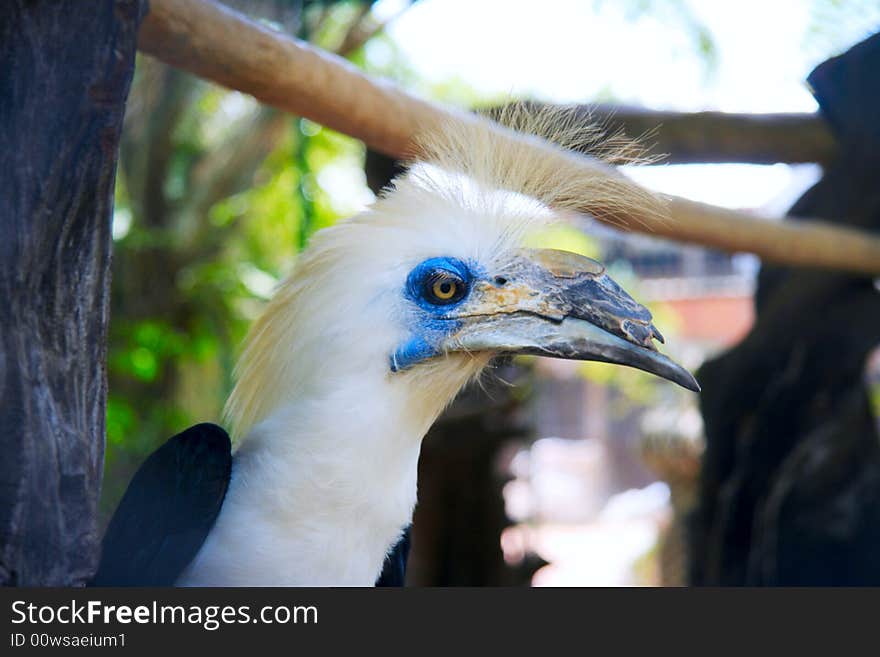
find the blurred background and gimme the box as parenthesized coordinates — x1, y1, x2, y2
(104, 0, 880, 585)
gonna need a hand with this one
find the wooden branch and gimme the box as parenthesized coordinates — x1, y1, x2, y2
(139, 67, 196, 228)
(120, 58, 206, 239)
(583, 105, 838, 165)
(137, 0, 880, 275)
(658, 197, 880, 273)
(487, 102, 838, 165)
(336, 2, 414, 58)
(334, 3, 373, 56)
(187, 105, 287, 221)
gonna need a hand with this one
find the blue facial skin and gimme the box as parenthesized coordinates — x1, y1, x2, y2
(390, 257, 480, 372)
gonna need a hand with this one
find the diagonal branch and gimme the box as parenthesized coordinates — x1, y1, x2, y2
(335, 2, 406, 58)
(121, 60, 197, 227)
(137, 0, 880, 275)
(187, 105, 287, 223)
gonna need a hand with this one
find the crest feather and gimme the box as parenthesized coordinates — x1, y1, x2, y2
(410, 102, 667, 229)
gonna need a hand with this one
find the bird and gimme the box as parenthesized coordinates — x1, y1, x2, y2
(93, 106, 699, 587)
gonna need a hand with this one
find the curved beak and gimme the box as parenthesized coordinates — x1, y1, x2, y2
(443, 249, 700, 392)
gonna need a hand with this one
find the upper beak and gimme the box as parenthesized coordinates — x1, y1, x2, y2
(443, 249, 700, 393)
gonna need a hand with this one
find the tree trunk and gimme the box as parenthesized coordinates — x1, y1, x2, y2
(0, 0, 143, 585)
(690, 32, 880, 586)
(408, 367, 534, 586)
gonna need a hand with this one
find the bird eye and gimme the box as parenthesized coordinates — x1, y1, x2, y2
(425, 271, 467, 305)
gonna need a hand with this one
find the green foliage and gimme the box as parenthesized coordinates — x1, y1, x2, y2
(103, 5, 377, 516)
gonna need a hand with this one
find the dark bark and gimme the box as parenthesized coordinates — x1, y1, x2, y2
(0, 0, 143, 585)
(690, 33, 880, 585)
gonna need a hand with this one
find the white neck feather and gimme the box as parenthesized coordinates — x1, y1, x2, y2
(178, 355, 484, 586)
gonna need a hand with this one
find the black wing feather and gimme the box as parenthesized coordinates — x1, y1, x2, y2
(91, 423, 232, 586)
(375, 526, 411, 587)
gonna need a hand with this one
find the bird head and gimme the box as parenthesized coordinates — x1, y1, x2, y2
(226, 109, 699, 441)
(391, 244, 695, 392)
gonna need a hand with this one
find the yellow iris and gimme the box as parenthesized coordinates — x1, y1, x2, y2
(432, 279, 457, 300)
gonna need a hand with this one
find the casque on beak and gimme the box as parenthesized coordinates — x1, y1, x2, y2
(442, 248, 700, 392)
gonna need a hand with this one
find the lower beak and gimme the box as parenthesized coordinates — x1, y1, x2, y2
(444, 249, 700, 393)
